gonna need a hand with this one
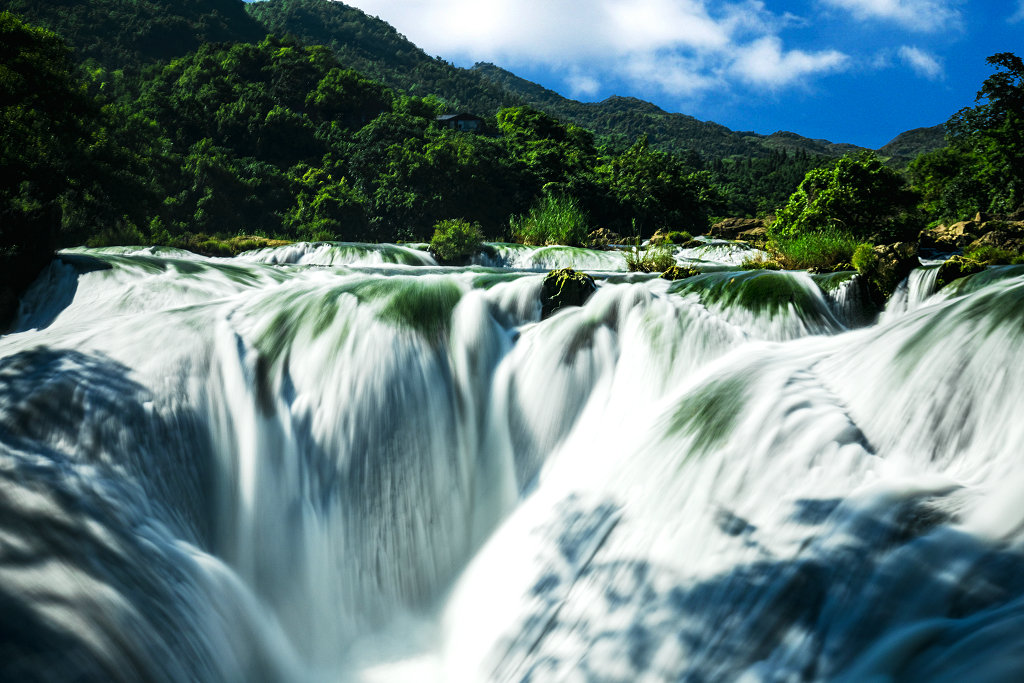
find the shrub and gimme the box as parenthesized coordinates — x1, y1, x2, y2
(771, 151, 922, 245)
(769, 230, 863, 271)
(741, 254, 782, 270)
(625, 241, 676, 273)
(963, 243, 1024, 264)
(511, 194, 590, 246)
(429, 218, 484, 262)
(666, 231, 693, 244)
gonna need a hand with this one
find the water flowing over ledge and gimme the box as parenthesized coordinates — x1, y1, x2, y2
(2, 241, 1023, 681)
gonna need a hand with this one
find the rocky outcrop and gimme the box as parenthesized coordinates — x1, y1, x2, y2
(920, 218, 1024, 253)
(540, 268, 596, 318)
(661, 265, 700, 281)
(587, 228, 624, 250)
(935, 256, 986, 290)
(709, 218, 766, 240)
(736, 226, 768, 247)
(920, 221, 983, 251)
(964, 222, 1024, 256)
(855, 242, 919, 303)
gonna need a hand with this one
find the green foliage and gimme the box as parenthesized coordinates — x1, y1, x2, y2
(914, 53, 1024, 221)
(963, 243, 1024, 265)
(851, 243, 876, 273)
(429, 218, 483, 262)
(597, 136, 716, 236)
(768, 231, 863, 271)
(510, 194, 590, 246)
(771, 151, 921, 244)
(666, 231, 693, 244)
(284, 167, 370, 241)
(625, 241, 676, 273)
(0, 0, 264, 70)
(0, 11, 157, 292)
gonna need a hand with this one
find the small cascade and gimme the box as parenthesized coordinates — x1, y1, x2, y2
(237, 241, 438, 267)
(472, 243, 629, 271)
(881, 265, 943, 321)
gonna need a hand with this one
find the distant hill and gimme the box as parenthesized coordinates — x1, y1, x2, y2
(247, 0, 871, 161)
(0, 0, 264, 68)
(1, 0, 934, 165)
(877, 124, 947, 163)
(246, 0, 520, 114)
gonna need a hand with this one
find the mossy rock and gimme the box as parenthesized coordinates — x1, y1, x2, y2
(661, 265, 700, 281)
(540, 268, 596, 318)
(853, 242, 918, 304)
(935, 255, 986, 290)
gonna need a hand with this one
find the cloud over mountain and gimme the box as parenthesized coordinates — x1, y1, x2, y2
(348, 0, 851, 100)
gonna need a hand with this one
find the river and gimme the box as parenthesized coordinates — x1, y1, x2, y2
(1, 240, 1022, 681)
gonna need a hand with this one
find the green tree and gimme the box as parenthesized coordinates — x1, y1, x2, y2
(0, 11, 153, 300)
(770, 151, 921, 244)
(283, 166, 369, 240)
(597, 136, 719, 236)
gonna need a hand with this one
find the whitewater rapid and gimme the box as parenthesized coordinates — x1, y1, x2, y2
(1, 241, 1023, 681)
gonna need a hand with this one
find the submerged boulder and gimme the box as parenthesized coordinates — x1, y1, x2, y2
(540, 268, 596, 318)
(935, 255, 986, 290)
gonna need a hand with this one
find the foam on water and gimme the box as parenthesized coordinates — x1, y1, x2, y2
(1, 246, 1022, 681)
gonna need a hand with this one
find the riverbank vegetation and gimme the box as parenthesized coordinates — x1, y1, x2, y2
(1, 3, 1022, 308)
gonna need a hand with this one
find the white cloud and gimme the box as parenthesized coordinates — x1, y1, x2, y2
(344, 0, 852, 100)
(1011, 1, 1024, 23)
(898, 46, 944, 79)
(733, 37, 849, 88)
(820, 0, 961, 32)
(566, 70, 601, 98)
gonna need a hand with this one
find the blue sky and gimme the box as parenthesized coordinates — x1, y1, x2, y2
(332, 0, 1024, 149)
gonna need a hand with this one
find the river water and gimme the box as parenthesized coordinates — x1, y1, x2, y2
(1, 241, 1023, 681)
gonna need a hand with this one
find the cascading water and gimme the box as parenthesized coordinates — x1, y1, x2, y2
(2, 241, 1023, 681)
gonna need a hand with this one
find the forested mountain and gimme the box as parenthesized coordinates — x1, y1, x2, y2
(245, 0, 519, 114)
(244, 0, 867, 161)
(4, 0, 1006, 317)
(0, 0, 264, 69)
(877, 125, 946, 163)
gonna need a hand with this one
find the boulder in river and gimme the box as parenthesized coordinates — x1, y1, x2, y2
(854, 241, 919, 303)
(935, 255, 986, 290)
(541, 268, 596, 318)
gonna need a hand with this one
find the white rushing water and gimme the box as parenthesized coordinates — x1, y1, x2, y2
(1, 242, 1023, 682)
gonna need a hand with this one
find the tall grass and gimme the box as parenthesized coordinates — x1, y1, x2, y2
(510, 195, 590, 247)
(768, 230, 863, 270)
(625, 240, 676, 272)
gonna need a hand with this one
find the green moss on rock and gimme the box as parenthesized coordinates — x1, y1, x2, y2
(540, 268, 596, 318)
(935, 255, 986, 290)
(661, 265, 700, 281)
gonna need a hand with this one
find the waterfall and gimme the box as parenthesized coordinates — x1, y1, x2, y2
(2, 242, 1022, 681)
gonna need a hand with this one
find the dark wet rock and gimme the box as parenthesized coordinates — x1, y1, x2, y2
(710, 217, 765, 240)
(541, 268, 597, 318)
